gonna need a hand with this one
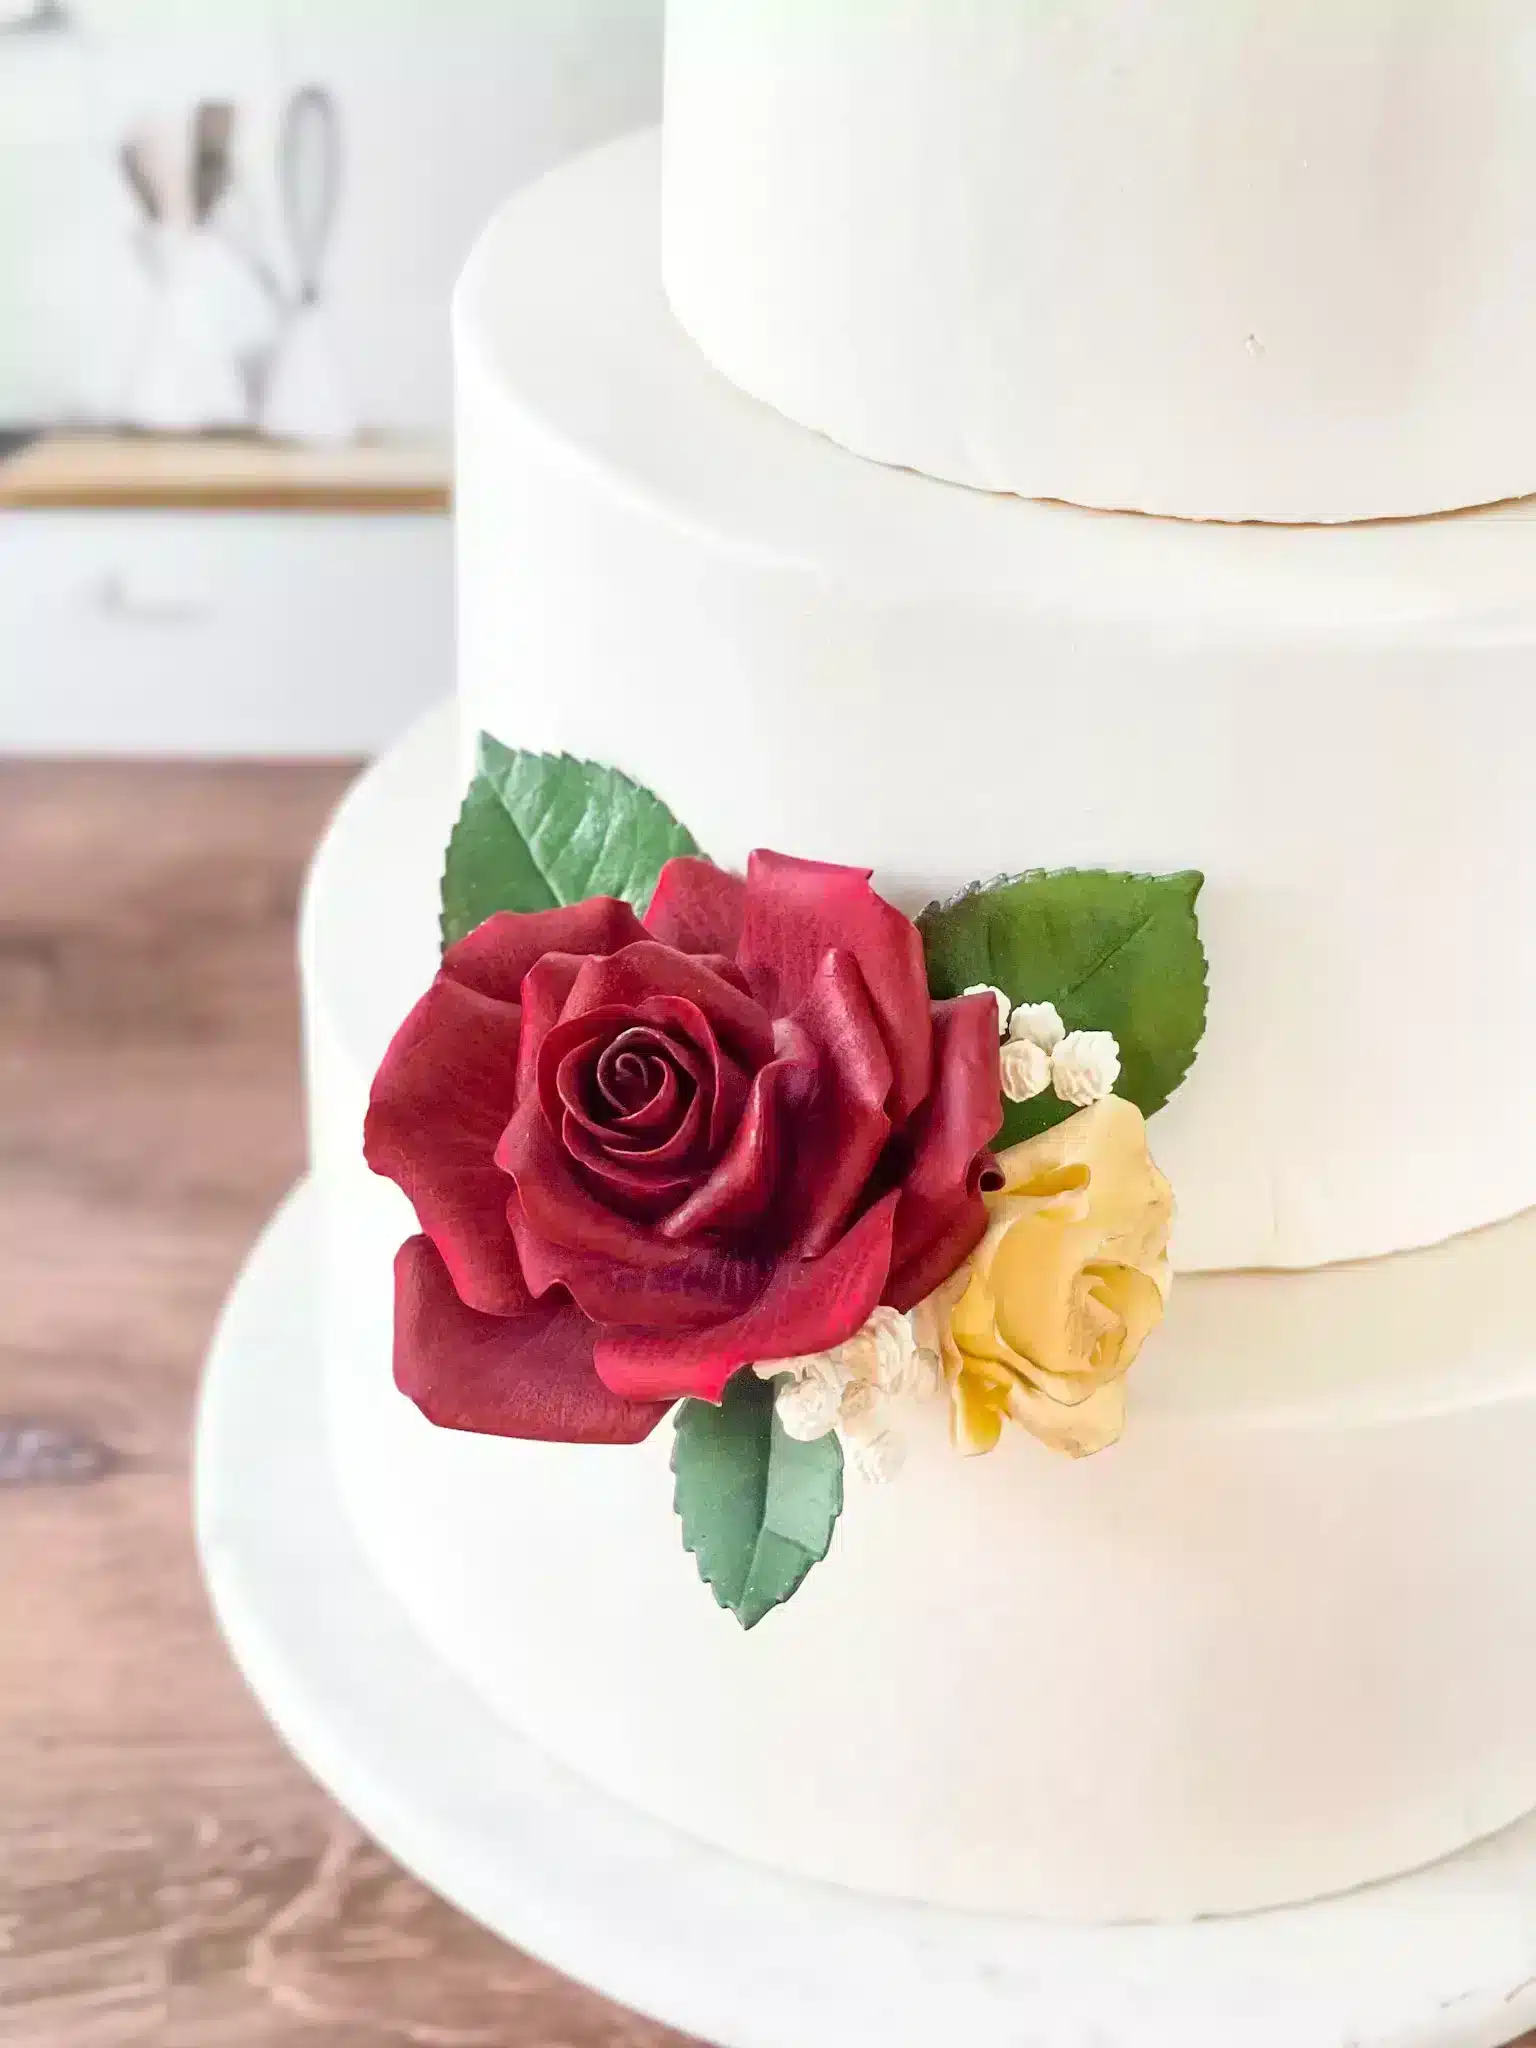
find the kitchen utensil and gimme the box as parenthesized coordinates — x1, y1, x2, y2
(120, 120, 185, 233)
(260, 84, 354, 446)
(211, 175, 286, 420)
(212, 173, 286, 317)
(280, 85, 341, 312)
(190, 102, 294, 423)
(119, 138, 161, 227)
(192, 100, 234, 227)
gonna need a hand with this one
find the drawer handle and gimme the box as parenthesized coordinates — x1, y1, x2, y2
(94, 568, 213, 622)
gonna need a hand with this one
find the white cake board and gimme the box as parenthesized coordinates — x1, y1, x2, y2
(196, 1182, 1536, 2048)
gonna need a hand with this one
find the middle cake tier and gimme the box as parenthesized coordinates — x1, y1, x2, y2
(453, 129, 1536, 1275)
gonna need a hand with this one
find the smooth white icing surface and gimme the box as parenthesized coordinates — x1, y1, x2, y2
(303, 707, 1536, 1923)
(453, 131, 1536, 1275)
(663, 0, 1536, 523)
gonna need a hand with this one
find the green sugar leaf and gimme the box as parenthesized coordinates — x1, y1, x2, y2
(440, 735, 703, 950)
(919, 869, 1208, 1147)
(672, 1371, 844, 1630)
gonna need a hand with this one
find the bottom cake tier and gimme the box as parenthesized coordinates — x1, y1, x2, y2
(304, 705, 1536, 1923)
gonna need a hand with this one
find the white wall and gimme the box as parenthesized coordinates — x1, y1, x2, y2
(2, 0, 664, 431)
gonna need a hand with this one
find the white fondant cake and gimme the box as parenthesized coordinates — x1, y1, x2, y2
(306, 705, 1536, 1923)
(664, 0, 1536, 523)
(455, 132, 1536, 1277)
(295, 18, 1536, 1931)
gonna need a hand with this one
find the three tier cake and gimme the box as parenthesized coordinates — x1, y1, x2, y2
(303, 1, 1536, 1923)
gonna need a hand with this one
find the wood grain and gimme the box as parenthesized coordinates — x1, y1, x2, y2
(0, 761, 699, 2048)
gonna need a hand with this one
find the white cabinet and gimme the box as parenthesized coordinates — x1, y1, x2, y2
(0, 508, 451, 754)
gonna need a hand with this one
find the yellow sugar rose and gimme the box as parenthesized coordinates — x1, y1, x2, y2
(914, 1096, 1173, 1459)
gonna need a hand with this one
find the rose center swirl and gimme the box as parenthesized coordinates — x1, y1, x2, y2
(593, 1028, 691, 1131)
(548, 1015, 714, 1170)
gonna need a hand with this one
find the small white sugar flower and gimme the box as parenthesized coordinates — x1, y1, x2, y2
(1051, 1029, 1122, 1107)
(1007, 1001, 1066, 1053)
(837, 1377, 886, 1440)
(761, 1306, 940, 1460)
(999, 1035, 1052, 1104)
(774, 1370, 844, 1442)
(845, 1429, 907, 1485)
(837, 1380, 907, 1482)
(754, 1349, 847, 1388)
(841, 1305, 924, 1396)
(964, 983, 1012, 1038)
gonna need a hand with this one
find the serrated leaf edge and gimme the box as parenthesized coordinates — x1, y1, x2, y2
(438, 773, 552, 951)
(670, 1401, 843, 1632)
(480, 740, 701, 899)
(439, 795, 467, 953)
(441, 736, 703, 951)
(918, 867, 1210, 1120)
(917, 865, 1204, 929)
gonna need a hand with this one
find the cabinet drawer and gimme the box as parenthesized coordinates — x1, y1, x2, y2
(0, 510, 452, 754)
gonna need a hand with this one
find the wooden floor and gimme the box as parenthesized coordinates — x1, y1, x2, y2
(0, 762, 700, 2048)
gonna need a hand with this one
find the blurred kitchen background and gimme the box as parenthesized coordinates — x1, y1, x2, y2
(0, 0, 663, 752)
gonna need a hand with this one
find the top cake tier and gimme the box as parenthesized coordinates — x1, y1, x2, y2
(663, 0, 1536, 524)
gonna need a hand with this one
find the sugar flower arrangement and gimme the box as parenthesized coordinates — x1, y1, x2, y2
(365, 740, 1207, 1627)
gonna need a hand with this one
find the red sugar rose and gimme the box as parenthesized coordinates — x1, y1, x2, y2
(365, 852, 1002, 1444)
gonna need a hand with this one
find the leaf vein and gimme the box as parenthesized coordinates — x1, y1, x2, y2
(1056, 904, 1159, 1002)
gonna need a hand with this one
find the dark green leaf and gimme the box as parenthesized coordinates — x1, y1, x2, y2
(919, 869, 1207, 1147)
(672, 1371, 843, 1630)
(440, 734, 703, 949)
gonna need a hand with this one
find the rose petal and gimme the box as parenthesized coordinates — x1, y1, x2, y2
(559, 942, 776, 1070)
(737, 851, 932, 1120)
(508, 1187, 768, 1330)
(542, 1009, 642, 1127)
(597, 1045, 655, 1114)
(365, 976, 532, 1316)
(499, 1091, 697, 1267)
(444, 898, 649, 1003)
(634, 994, 750, 1154)
(564, 1099, 706, 1179)
(596, 1032, 687, 1127)
(561, 1116, 706, 1219)
(392, 1234, 667, 1444)
(513, 951, 596, 1100)
(656, 1045, 798, 1241)
(542, 1008, 705, 1156)
(588, 1036, 687, 1136)
(595, 1189, 901, 1404)
(655, 958, 894, 1250)
(644, 856, 748, 956)
(885, 994, 1003, 1310)
(778, 952, 894, 1258)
